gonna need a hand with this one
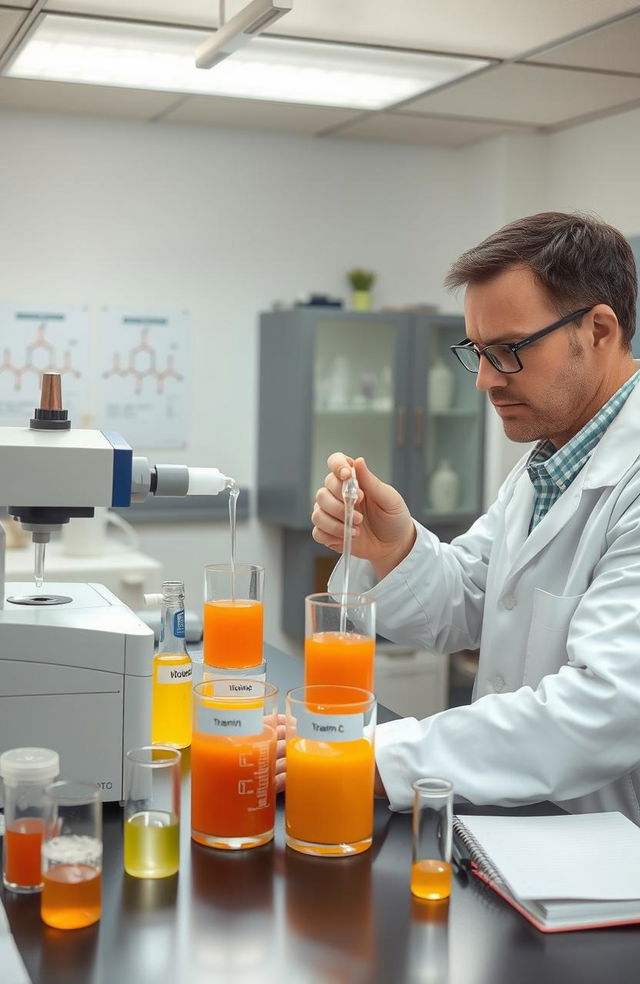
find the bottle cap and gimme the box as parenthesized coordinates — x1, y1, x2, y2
(0, 747, 60, 785)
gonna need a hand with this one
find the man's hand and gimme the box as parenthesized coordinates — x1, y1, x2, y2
(311, 453, 416, 580)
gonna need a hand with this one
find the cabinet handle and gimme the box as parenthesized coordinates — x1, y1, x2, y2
(415, 407, 425, 450)
(396, 406, 406, 446)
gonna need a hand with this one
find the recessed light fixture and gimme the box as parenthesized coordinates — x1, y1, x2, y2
(6, 14, 492, 111)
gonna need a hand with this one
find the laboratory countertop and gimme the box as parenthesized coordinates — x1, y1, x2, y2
(3, 644, 639, 984)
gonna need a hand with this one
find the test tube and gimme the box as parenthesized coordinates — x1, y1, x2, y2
(411, 778, 453, 901)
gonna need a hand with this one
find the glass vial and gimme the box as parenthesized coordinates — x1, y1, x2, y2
(1, 747, 60, 893)
(152, 580, 193, 749)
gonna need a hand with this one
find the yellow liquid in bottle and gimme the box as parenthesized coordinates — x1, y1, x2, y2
(151, 652, 192, 748)
(411, 859, 452, 900)
(124, 811, 180, 879)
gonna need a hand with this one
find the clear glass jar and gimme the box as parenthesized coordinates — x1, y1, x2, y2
(0, 747, 60, 893)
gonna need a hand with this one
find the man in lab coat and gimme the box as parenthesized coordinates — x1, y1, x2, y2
(312, 212, 640, 818)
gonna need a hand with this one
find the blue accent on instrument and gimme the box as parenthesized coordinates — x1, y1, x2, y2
(102, 431, 133, 507)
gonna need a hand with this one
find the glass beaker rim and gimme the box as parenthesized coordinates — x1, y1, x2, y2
(125, 745, 182, 767)
(44, 779, 102, 804)
(412, 777, 453, 796)
(193, 679, 278, 701)
(287, 684, 375, 711)
(204, 563, 264, 574)
(306, 592, 373, 608)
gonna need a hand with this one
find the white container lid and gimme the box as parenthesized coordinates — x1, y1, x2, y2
(0, 747, 60, 784)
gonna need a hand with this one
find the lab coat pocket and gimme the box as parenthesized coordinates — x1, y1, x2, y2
(524, 589, 585, 688)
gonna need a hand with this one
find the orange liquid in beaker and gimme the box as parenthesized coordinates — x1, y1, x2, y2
(41, 864, 101, 929)
(411, 859, 452, 900)
(191, 728, 276, 841)
(4, 818, 44, 888)
(285, 737, 374, 849)
(203, 599, 264, 668)
(305, 632, 375, 693)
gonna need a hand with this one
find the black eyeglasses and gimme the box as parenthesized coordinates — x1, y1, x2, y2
(450, 307, 592, 374)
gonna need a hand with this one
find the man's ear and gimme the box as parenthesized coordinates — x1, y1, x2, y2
(589, 304, 620, 350)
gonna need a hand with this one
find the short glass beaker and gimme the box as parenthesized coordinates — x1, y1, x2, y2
(304, 594, 376, 693)
(41, 781, 102, 929)
(124, 745, 181, 879)
(191, 679, 278, 850)
(285, 685, 376, 857)
(203, 563, 264, 669)
(411, 778, 453, 900)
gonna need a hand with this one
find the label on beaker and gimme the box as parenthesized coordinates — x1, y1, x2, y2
(197, 705, 263, 737)
(157, 664, 193, 684)
(210, 679, 264, 698)
(297, 709, 364, 742)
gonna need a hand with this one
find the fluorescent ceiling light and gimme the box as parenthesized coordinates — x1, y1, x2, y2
(196, 0, 293, 70)
(6, 14, 491, 111)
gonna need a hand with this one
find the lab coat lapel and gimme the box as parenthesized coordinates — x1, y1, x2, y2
(503, 471, 535, 568)
(506, 473, 585, 580)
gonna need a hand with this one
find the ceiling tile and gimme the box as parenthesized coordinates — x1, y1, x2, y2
(0, 6, 25, 49)
(526, 12, 640, 75)
(0, 77, 182, 118)
(40, 0, 640, 59)
(334, 112, 530, 147)
(0, 2, 31, 7)
(161, 94, 360, 132)
(405, 63, 640, 125)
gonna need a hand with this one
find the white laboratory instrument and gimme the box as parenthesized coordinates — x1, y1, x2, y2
(0, 373, 231, 801)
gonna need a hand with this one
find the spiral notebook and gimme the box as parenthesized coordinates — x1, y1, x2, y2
(453, 812, 640, 933)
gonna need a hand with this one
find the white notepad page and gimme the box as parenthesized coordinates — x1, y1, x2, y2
(459, 812, 640, 900)
(0, 899, 31, 984)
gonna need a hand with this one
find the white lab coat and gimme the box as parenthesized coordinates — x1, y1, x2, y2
(329, 378, 640, 819)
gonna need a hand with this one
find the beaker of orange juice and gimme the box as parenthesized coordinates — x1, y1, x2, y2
(191, 679, 278, 850)
(203, 564, 264, 669)
(304, 594, 376, 693)
(285, 685, 376, 857)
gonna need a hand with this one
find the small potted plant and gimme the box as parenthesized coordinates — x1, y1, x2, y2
(347, 268, 376, 311)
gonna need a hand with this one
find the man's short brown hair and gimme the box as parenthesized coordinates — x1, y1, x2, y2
(445, 212, 638, 350)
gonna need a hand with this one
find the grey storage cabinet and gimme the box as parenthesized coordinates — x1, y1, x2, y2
(257, 309, 484, 638)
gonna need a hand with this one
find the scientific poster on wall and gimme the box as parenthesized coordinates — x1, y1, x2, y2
(0, 303, 91, 425)
(97, 308, 190, 448)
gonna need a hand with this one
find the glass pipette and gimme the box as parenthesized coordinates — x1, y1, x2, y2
(34, 541, 46, 590)
(340, 467, 359, 633)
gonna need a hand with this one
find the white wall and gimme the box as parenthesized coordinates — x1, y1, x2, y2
(3, 103, 635, 652)
(0, 109, 495, 654)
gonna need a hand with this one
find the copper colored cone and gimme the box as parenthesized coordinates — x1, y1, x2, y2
(40, 372, 62, 411)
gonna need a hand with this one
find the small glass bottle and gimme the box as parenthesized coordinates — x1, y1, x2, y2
(151, 581, 193, 749)
(0, 747, 60, 893)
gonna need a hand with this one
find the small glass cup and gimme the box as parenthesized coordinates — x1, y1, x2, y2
(285, 685, 376, 857)
(304, 594, 376, 693)
(191, 679, 278, 850)
(41, 781, 102, 929)
(203, 563, 264, 670)
(411, 778, 453, 901)
(124, 746, 181, 879)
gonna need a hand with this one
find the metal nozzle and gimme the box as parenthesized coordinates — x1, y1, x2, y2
(40, 372, 63, 411)
(30, 371, 70, 430)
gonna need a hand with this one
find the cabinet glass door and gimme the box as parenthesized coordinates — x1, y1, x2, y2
(411, 315, 484, 528)
(310, 314, 409, 510)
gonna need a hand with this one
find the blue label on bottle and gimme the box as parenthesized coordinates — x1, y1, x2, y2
(173, 611, 185, 638)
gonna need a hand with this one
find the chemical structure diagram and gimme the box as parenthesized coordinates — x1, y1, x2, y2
(0, 323, 81, 391)
(103, 328, 183, 395)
